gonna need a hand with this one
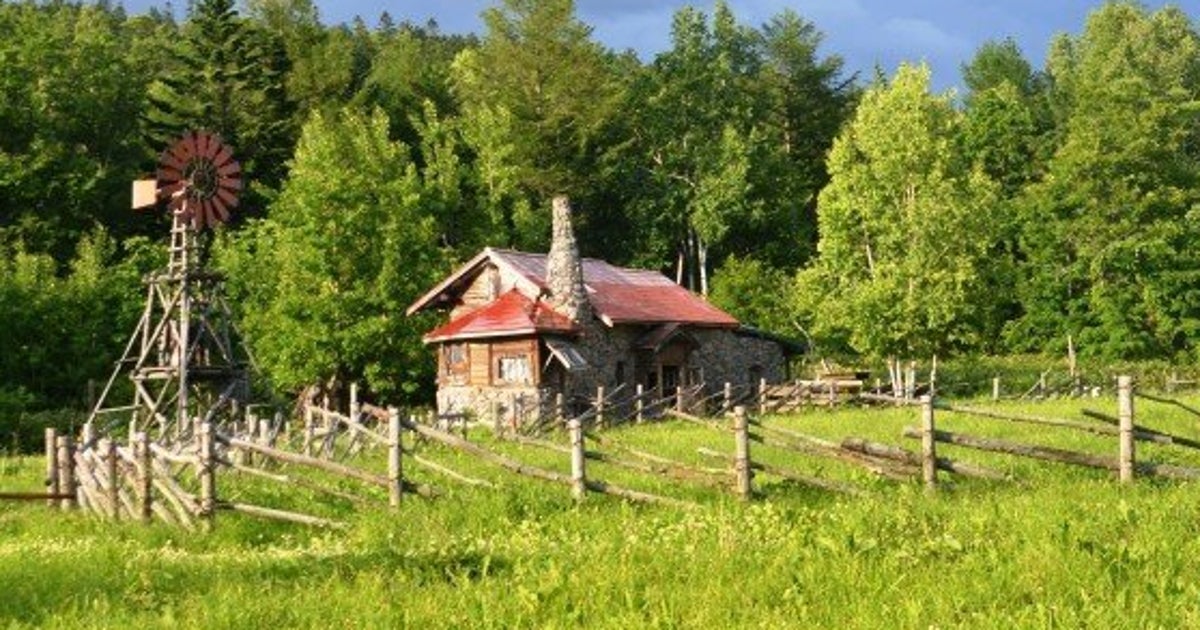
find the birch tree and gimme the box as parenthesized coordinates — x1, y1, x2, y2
(796, 64, 1001, 371)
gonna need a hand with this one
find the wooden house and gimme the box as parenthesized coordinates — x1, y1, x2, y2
(406, 197, 798, 424)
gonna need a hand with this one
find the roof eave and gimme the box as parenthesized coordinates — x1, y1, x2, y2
(424, 325, 580, 345)
(423, 327, 539, 344)
(604, 318, 740, 329)
(406, 248, 548, 317)
(406, 249, 494, 316)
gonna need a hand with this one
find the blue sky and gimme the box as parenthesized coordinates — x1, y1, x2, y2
(123, 1, 1192, 92)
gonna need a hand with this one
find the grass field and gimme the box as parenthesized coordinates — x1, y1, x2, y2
(5, 394, 1200, 628)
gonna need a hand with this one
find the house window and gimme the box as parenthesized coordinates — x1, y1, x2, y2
(446, 343, 466, 367)
(443, 343, 468, 383)
(497, 354, 532, 385)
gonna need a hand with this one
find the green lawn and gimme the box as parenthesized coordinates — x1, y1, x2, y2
(4, 395, 1200, 628)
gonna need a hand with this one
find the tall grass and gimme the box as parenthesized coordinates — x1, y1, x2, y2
(4, 395, 1200, 628)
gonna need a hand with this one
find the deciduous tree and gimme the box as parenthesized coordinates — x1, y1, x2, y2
(796, 64, 1001, 361)
(219, 107, 443, 400)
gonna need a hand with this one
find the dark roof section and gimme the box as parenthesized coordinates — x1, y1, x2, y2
(407, 248, 739, 329)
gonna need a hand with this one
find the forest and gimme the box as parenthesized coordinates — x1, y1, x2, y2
(2, 0, 1200, 414)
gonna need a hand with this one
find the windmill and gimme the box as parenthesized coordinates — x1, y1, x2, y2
(87, 131, 253, 443)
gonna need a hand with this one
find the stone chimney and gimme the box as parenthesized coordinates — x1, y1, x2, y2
(545, 195, 591, 323)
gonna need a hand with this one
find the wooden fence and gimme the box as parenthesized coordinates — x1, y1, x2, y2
(891, 376, 1200, 490)
(18, 373, 1200, 530)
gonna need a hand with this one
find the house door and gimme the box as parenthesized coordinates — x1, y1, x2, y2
(661, 365, 680, 397)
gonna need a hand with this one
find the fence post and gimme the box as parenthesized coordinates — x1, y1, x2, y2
(45, 428, 58, 508)
(920, 395, 937, 493)
(198, 422, 216, 526)
(555, 393, 565, 427)
(569, 416, 586, 501)
(636, 384, 645, 423)
(675, 385, 685, 414)
(733, 406, 752, 500)
(758, 378, 767, 415)
(235, 414, 251, 467)
(722, 382, 732, 414)
(102, 438, 119, 520)
(992, 376, 1001, 402)
(388, 408, 403, 509)
(260, 415, 274, 449)
(136, 432, 152, 523)
(596, 386, 606, 429)
(827, 379, 837, 407)
(1118, 375, 1135, 484)
(57, 435, 75, 510)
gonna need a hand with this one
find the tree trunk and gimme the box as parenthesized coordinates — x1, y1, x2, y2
(687, 229, 698, 292)
(888, 357, 902, 398)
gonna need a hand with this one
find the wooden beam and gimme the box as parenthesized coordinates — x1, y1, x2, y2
(217, 501, 345, 529)
(403, 419, 692, 508)
(840, 437, 1006, 481)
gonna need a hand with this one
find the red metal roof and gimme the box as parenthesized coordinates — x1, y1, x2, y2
(423, 290, 577, 343)
(493, 250, 738, 327)
(407, 248, 739, 329)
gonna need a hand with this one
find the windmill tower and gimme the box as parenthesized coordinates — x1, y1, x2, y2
(87, 131, 251, 443)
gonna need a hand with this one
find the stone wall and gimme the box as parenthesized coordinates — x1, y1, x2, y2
(437, 384, 550, 427)
(689, 328, 788, 391)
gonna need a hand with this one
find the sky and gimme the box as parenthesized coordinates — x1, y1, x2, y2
(123, 0, 1193, 93)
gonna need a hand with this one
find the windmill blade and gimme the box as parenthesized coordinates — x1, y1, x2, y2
(174, 133, 197, 162)
(158, 181, 185, 200)
(212, 144, 234, 167)
(202, 133, 222, 159)
(215, 188, 239, 208)
(211, 197, 231, 223)
(197, 132, 214, 162)
(159, 150, 185, 172)
(216, 161, 241, 178)
(156, 166, 182, 183)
